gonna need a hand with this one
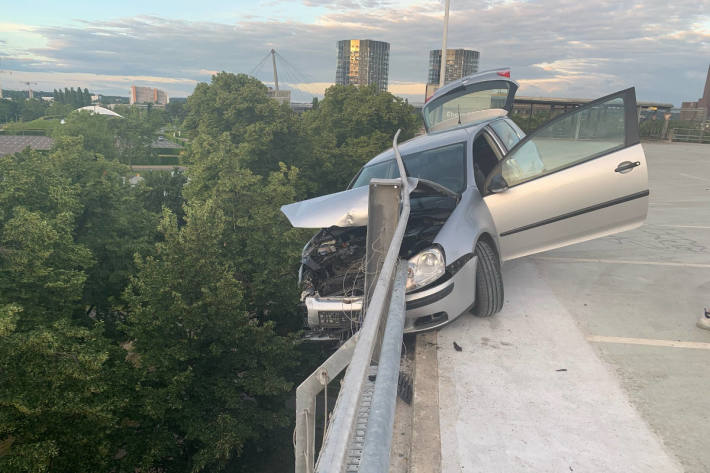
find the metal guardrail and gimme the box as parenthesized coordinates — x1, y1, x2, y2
(669, 128, 710, 144)
(294, 130, 410, 473)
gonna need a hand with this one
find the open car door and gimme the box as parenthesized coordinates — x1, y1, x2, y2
(483, 87, 648, 261)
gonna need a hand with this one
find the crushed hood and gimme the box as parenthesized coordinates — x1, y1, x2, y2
(281, 177, 459, 228)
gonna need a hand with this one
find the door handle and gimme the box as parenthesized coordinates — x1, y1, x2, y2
(615, 161, 640, 173)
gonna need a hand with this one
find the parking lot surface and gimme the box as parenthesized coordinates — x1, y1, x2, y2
(434, 142, 710, 472)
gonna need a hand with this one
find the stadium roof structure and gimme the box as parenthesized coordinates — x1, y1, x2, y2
(74, 105, 124, 118)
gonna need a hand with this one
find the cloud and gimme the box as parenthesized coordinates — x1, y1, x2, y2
(302, 0, 394, 9)
(1, 1, 708, 104)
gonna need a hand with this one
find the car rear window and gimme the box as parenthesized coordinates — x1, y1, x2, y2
(351, 142, 466, 193)
(424, 81, 512, 132)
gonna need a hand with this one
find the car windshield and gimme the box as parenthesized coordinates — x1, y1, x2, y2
(351, 142, 466, 193)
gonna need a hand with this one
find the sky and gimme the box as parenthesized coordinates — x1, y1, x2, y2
(1, 0, 709, 106)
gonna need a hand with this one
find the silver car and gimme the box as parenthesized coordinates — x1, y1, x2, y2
(282, 69, 648, 338)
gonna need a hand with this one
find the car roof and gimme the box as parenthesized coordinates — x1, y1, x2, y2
(365, 122, 485, 167)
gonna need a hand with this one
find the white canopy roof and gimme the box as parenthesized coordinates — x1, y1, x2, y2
(74, 105, 123, 118)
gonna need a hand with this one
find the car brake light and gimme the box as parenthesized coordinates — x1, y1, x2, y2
(497, 70, 510, 78)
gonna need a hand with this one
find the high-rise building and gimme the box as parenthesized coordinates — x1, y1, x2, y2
(425, 49, 480, 100)
(130, 86, 169, 105)
(680, 64, 710, 121)
(335, 39, 390, 92)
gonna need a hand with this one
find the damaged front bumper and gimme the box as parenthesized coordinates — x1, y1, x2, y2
(303, 255, 477, 336)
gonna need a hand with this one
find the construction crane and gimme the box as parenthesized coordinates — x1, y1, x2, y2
(24, 81, 38, 99)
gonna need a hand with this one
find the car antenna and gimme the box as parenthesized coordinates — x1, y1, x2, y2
(457, 104, 461, 125)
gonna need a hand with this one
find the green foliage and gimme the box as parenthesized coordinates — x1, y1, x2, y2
(301, 84, 421, 195)
(53, 137, 158, 317)
(20, 99, 50, 122)
(0, 308, 134, 473)
(139, 168, 188, 224)
(53, 87, 91, 107)
(46, 101, 74, 118)
(0, 99, 20, 123)
(0, 147, 140, 473)
(125, 203, 296, 472)
(1, 117, 60, 135)
(0, 71, 428, 472)
(639, 118, 698, 138)
(184, 73, 309, 177)
(54, 112, 118, 159)
(53, 107, 166, 165)
(509, 110, 558, 134)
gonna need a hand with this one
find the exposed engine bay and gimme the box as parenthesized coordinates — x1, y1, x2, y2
(299, 194, 457, 339)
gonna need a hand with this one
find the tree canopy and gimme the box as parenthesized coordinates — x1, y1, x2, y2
(0, 72, 422, 472)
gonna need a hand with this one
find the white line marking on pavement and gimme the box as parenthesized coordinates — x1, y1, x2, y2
(679, 172, 710, 182)
(654, 224, 710, 229)
(588, 335, 710, 350)
(533, 256, 710, 269)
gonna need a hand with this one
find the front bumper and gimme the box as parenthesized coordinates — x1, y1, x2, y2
(303, 255, 477, 335)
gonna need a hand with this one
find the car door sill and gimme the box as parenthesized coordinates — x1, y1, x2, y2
(500, 189, 650, 237)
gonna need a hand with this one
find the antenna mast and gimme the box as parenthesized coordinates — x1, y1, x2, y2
(271, 49, 279, 93)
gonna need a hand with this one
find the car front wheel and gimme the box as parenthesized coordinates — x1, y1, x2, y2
(471, 239, 504, 317)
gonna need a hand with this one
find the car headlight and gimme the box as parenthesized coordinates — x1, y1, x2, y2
(406, 247, 445, 292)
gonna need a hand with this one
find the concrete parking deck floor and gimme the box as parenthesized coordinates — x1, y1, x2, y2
(432, 142, 710, 472)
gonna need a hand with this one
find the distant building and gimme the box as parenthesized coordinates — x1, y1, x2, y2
(335, 39, 390, 92)
(268, 87, 291, 104)
(680, 64, 710, 121)
(425, 49, 480, 100)
(0, 136, 54, 157)
(130, 86, 169, 105)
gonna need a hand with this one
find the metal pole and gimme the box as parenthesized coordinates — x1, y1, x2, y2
(438, 0, 450, 89)
(363, 183, 400, 317)
(358, 261, 408, 473)
(271, 49, 280, 94)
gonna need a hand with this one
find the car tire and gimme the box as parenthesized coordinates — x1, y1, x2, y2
(471, 239, 504, 317)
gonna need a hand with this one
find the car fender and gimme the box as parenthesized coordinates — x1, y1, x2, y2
(432, 186, 501, 266)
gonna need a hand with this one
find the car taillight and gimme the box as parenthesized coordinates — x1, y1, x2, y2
(497, 70, 510, 78)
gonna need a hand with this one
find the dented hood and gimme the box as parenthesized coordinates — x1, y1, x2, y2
(281, 177, 459, 228)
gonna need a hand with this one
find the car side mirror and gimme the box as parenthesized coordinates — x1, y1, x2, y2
(488, 174, 508, 194)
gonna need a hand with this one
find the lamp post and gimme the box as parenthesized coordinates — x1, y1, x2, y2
(438, 0, 450, 89)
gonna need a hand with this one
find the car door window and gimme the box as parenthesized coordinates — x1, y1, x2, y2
(500, 94, 627, 187)
(490, 119, 521, 151)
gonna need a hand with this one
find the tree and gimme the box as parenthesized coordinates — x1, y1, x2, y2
(183, 73, 310, 178)
(0, 99, 19, 123)
(83, 88, 91, 106)
(19, 99, 49, 122)
(125, 202, 296, 472)
(0, 147, 140, 473)
(54, 112, 119, 160)
(140, 168, 188, 224)
(301, 84, 421, 195)
(50, 137, 158, 319)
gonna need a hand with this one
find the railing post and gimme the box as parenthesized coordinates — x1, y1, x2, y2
(363, 181, 401, 316)
(295, 335, 359, 473)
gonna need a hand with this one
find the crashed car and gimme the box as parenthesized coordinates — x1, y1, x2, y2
(282, 69, 649, 338)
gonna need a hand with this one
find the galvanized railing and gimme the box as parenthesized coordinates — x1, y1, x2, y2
(294, 130, 411, 473)
(669, 127, 710, 144)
